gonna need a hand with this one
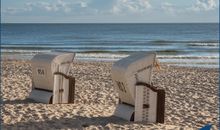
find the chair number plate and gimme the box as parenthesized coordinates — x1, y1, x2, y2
(37, 68, 45, 76)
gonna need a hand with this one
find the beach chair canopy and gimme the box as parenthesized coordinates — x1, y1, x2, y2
(31, 52, 75, 91)
(112, 52, 156, 105)
(112, 52, 165, 123)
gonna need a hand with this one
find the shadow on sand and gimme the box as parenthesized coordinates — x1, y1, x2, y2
(2, 99, 143, 129)
(2, 98, 37, 104)
(2, 115, 138, 129)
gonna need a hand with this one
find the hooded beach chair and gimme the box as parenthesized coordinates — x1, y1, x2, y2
(29, 52, 75, 104)
(111, 52, 165, 123)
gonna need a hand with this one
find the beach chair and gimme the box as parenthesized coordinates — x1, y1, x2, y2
(29, 52, 75, 104)
(112, 52, 165, 123)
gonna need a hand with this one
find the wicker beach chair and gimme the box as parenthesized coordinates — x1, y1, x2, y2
(112, 52, 165, 123)
(29, 52, 75, 104)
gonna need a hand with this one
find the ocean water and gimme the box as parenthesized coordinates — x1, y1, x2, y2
(1, 23, 219, 68)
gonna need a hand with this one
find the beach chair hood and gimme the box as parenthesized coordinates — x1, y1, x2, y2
(112, 52, 156, 105)
(112, 52, 165, 123)
(31, 52, 75, 91)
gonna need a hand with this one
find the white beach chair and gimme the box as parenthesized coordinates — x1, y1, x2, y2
(112, 52, 165, 123)
(29, 52, 75, 104)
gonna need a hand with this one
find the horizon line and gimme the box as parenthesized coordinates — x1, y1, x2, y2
(1, 22, 219, 24)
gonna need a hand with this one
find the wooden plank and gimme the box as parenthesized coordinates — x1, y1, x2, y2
(53, 75, 61, 103)
(156, 90, 165, 123)
(62, 78, 69, 103)
(134, 85, 144, 121)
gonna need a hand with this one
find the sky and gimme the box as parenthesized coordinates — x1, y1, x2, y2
(1, 0, 219, 23)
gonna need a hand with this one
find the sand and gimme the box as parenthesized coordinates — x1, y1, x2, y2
(1, 60, 219, 130)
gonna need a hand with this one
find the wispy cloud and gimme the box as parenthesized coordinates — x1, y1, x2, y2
(161, 2, 176, 15)
(190, 0, 218, 11)
(2, 7, 21, 14)
(111, 0, 151, 14)
(2, 0, 218, 23)
(80, 1, 88, 8)
(4, 0, 218, 16)
(161, 0, 218, 15)
(29, 0, 72, 13)
(2, 0, 90, 15)
(2, 5, 33, 15)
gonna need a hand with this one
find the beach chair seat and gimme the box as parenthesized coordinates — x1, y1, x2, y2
(112, 52, 165, 123)
(29, 52, 75, 104)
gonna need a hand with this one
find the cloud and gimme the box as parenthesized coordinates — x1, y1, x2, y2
(111, 0, 152, 14)
(3, 0, 89, 15)
(36, 0, 72, 13)
(3, 0, 152, 16)
(161, 2, 175, 15)
(36, 0, 91, 13)
(2, 7, 20, 14)
(2, 0, 218, 23)
(190, 0, 218, 11)
(80, 2, 88, 8)
(24, 3, 34, 11)
(161, 0, 218, 15)
(2, 6, 32, 14)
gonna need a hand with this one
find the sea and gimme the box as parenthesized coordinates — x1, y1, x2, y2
(1, 23, 219, 68)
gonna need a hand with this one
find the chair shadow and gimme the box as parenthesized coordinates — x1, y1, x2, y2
(2, 115, 140, 129)
(2, 98, 37, 104)
(2, 99, 138, 129)
(2, 99, 153, 129)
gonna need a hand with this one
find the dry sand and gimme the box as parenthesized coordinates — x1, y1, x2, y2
(1, 60, 219, 130)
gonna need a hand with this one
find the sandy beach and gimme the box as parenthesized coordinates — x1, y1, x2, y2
(2, 60, 219, 130)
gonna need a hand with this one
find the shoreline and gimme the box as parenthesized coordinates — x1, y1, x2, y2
(1, 53, 219, 69)
(2, 60, 219, 129)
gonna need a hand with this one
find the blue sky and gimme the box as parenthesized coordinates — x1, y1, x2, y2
(1, 0, 219, 23)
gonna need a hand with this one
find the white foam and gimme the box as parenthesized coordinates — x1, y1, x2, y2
(188, 42, 219, 47)
(1, 49, 51, 53)
(157, 55, 219, 59)
(2, 51, 219, 68)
